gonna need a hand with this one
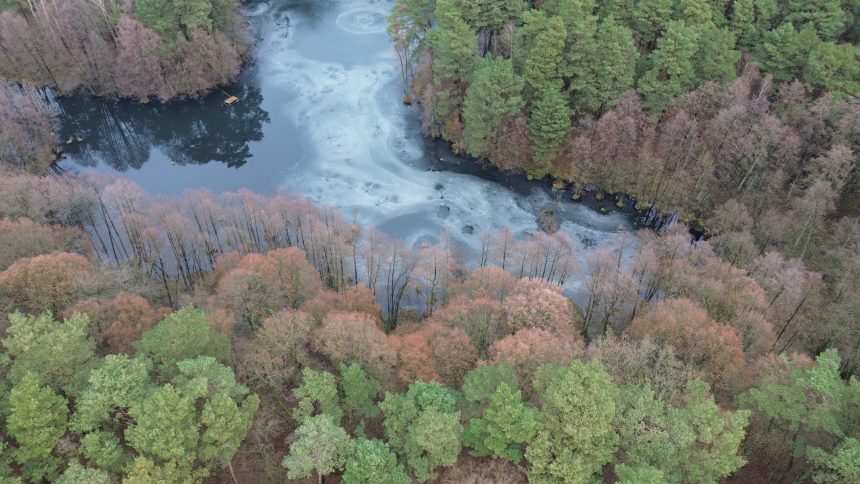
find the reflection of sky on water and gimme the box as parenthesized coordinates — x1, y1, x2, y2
(57, 0, 639, 297)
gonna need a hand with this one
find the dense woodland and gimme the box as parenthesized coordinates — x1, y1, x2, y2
(0, 166, 855, 482)
(0, 0, 248, 100)
(391, 0, 859, 214)
(0, 0, 859, 483)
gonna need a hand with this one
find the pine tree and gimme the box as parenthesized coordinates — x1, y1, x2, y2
(3, 312, 97, 397)
(6, 373, 68, 481)
(281, 415, 353, 484)
(462, 382, 539, 463)
(340, 364, 382, 423)
(293, 368, 343, 425)
(739, 350, 860, 481)
(125, 384, 200, 468)
(786, 0, 848, 41)
(428, 0, 476, 124)
(343, 439, 411, 484)
(527, 84, 571, 173)
(55, 461, 110, 484)
(805, 41, 860, 98)
(520, 12, 567, 101)
(462, 57, 524, 157)
(806, 437, 860, 483)
(379, 381, 462, 482)
(615, 380, 750, 482)
(637, 21, 701, 112)
(695, 27, 740, 84)
(461, 363, 519, 403)
(631, 0, 674, 49)
(588, 16, 637, 112)
(134, 306, 231, 380)
(730, 0, 759, 49)
(756, 22, 819, 82)
(681, 0, 715, 26)
(525, 360, 618, 483)
(71, 352, 258, 482)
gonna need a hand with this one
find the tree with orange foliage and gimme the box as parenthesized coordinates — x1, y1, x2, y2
(587, 334, 701, 405)
(684, 260, 774, 357)
(238, 310, 315, 399)
(65, 292, 170, 355)
(393, 323, 478, 388)
(502, 278, 580, 337)
(0, 218, 91, 271)
(0, 252, 93, 314)
(488, 328, 583, 396)
(300, 285, 381, 324)
(627, 298, 752, 400)
(314, 312, 397, 385)
(449, 267, 516, 302)
(216, 248, 322, 329)
(430, 297, 504, 356)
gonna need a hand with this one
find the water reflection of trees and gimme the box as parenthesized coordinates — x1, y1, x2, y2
(56, 82, 270, 170)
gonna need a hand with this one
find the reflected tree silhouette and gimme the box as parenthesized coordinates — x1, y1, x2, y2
(55, 82, 270, 170)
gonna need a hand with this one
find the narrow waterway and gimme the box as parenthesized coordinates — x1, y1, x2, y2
(56, 0, 638, 294)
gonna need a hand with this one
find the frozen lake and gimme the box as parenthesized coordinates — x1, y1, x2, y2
(56, 0, 638, 291)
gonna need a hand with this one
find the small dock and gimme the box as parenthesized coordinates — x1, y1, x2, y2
(224, 95, 239, 106)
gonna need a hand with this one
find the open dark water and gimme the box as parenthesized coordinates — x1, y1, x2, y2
(56, 0, 638, 293)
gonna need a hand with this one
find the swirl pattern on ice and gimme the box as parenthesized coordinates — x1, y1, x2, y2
(335, 8, 387, 35)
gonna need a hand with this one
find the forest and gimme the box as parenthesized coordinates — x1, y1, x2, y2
(0, 0, 858, 483)
(0, 166, 856, 482)
(0, 0, 248, 100)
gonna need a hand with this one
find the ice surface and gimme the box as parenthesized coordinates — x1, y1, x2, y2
(58, 0, 640, 299)
(253, 0, 638, 294)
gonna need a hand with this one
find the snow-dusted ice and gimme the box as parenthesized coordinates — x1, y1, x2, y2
(59, 0, 639, 298)
(252, 0, 637, 285)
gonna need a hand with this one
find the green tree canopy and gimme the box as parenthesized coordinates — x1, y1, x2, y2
(5, 373, 68, 481)
(461, 363, 519, 403)
(379, 381, 463, 482)
(462, 58, 524, 157)
(281, 415, 353, 483)
(293, 368, 343, 425)
(427, 0, 476, 123)
(695, 27, 741, 84)
(806, 436, 860, 483)
(68, 353, 257, 482)
(72, 354, 153, 432)
(521, 12, 567, 101)
(343, 438, 411, 484)
(615, 380, 750, 483)
(730, 0, 759, 49)
(637, 20, 701, 112)
(2, 312, 97, 397)
(134, 306, 230, 380)
(463, 382, 539, 463)
(632, 0, 674, 48)
(526, 360, 618, 483)
(55, 461, 110, 484)
(805, 41, 860, 98)
(134, 0, 233, 40)
(786, 0, 848, 41)
(587, 16, 637, 113)
(739, 349, 860, 481)
(340, 364, 382, 424)
(756, 22, 819, 82)
(527, 84, 571, 172)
